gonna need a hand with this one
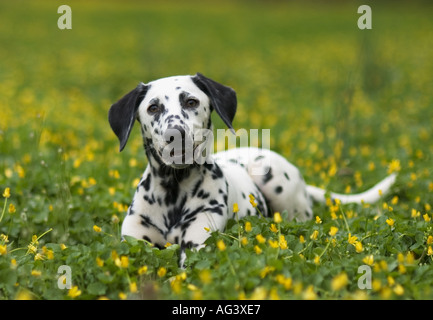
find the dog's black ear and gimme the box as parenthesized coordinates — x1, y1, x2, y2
(108, 83, 148, 151)
(192, 73, 237, 133)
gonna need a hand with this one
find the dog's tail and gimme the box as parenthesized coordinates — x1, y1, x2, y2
(306, 173, 397, 205)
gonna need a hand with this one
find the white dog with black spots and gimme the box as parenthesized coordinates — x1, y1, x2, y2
(108, 73, 397, 266)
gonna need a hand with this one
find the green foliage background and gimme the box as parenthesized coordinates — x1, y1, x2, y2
(0, 0, 433, 300)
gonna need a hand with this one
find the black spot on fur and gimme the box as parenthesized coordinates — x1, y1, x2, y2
(275, 186, 283, 194)
(262, 167, 273, 184)
(284, 172, 290, 181)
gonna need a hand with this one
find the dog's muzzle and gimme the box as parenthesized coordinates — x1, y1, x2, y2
(160, 127, 195, 167)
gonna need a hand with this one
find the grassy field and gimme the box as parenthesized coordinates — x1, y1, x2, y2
(1, 0, 433, 300)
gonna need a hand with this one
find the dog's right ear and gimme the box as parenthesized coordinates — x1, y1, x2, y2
(108, 83, 149, 152)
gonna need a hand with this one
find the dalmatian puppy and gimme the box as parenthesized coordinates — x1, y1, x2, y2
(108, 73, 397, 265)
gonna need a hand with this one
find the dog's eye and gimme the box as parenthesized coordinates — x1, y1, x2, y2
(185, 99, 199, 108)
(147, 104, 159, 114)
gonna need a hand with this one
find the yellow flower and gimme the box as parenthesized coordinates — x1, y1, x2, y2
(199, 269, 212, 284)
(387, 159, 401, 174)
(241, 237, 248, 246)
(386, 218, 395, 227)
(120, 256, 129, 268)
(427, 246, 433, 256)
(96, 257, 104, 267)
(8, 204, 16, 214)
(0, 244, 7, 255)
(411, 208, 420, 218)
(0, 234, 8, 243)
(2, 188, 10, 198)
(303, 285, 317, 300)
(157, 267, 167, 277)
(31, 270, 41, 277)
(118, 292, 127, 300)
(138, 265, 148, 275)
(394, 284, 404, 296)
(331, 273, 348, 291)
(93, 225, 102, 233)
(249, 194, 257, 208)
(273, 212, 282, 224)
(269, 224, 278, 233)
(279, 235, 288, 250)
(60, 243, 67, 250)
(254, 245, 262, 254)
(245, 221, 252, 232)
(233, 203, 239, 213)
(299, 235, 305, 243)
(427, 236, 433, 245)
(355, 241, 364, 253)
(68, 286, 81, 298)
(329, 226, 338, 237)
(315, 216, 322, 224)
(268, 239, 279, 248)
(310, 230, 319, 241)
(216, 239, 226, 251)
(313, 255, 320, 265)
(423, 214, 431, 222)
(130, 282, 138, 293)
(256, 234, 266, 244)
(348, 233, 358, 245)
(363, 255, 374, 266)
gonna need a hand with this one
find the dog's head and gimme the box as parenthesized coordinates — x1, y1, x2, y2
(108, 73, 237, 168)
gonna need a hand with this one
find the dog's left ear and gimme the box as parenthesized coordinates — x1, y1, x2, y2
(192, 73, 237, 133)
(108, 83, 149, 151)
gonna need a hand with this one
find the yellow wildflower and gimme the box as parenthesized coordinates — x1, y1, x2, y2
(268, 239, 279, 248)
(60, 243, 67, 250)
(199, 269, 212, 284)
(8, 204, 16, 214)
(299, 235, 305, 243)
(355, 241, 364, 253)
(68, 286, 82, 298)
(427, 236, 433, 245)
(118, 292, 127, 300)
(245, 221, 252, 232)
(31, 270, 41, 277)
(138, 265, 148, 275)
(363, 255, 374, 266)
(254, 245, 262, 254)
(120, 256, 129, 268)
(256, 234, 266, 244)
(0, 244, 7, 255)
(310, 230, 319, 240)
(269, 224, 278, 233)
(348, 233, 358, 245)
(216, 239, 226, 251)
(93, 225, 102, 233)
(2, 188, 10, 198)
(313, 255, 320, 265)
(233, 203, 239, 213)
(315, 216, 322, 224)
(241, 237, 248, 246)
(157, 267, 167, 277)
(329, 226, 338, 237)
(331, 272, 348, 291)
(130, 282, 138, 293)
(273, 212, 282, 224)
(96, 257, 104, 267)
(423, 214, 431, 222)
(386, 218, 395, 227)
(387, 159, 401, 174)
(303, 285, 317, 300)
(279, 235, 288, 250)
(411, 208, 420, 218)
(393, 284, 404, 296)
(427, 246, 433, 256)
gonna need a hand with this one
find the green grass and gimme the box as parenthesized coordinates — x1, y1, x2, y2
(1, 0, 433, 300)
